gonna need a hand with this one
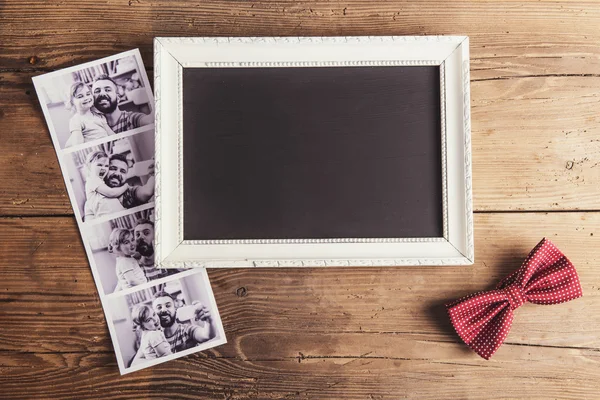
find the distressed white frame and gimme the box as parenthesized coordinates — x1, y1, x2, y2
(155, 36, 473, 268)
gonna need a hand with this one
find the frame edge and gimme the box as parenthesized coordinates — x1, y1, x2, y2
(157, 35, 474, 268)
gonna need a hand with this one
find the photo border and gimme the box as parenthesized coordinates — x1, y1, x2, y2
(105, 268, 227, 375)
(60, 126, 156, 223)
(32, 49, 154, 152)
(83, 203, 155, 296)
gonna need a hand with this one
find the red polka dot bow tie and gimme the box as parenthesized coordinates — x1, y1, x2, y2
(446, 238, 583, 360)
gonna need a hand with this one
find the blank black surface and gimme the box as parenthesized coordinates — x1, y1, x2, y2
(183, 66, 442, 240)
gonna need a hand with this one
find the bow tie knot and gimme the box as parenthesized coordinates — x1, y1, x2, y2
(501, 284, 526, 310)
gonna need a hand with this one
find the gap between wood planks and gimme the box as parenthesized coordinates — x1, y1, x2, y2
(4, 65, 600, 80)
(471, 73, 600, 82)
(0, 337, 598, 359)
(4, 210, 600, 219)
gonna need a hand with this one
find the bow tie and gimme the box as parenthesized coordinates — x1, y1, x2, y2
(446, 238, 583, 359)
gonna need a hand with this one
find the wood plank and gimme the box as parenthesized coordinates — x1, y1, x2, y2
(1, 213, 598, 356)
(1, 344, 599, 399)
(3, 1, 600, 398)
(0, 73, 72, 215)
(471, 76, 600, 211)
(2, 70, 600, 214)
(1, 0, 600, 78)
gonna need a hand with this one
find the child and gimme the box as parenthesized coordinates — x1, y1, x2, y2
(124, 77, 141, 92)
(131, 304, 172, 359)
(83, 150, 130, 221)
(108, 228, 148, 290)
(64, 81, 115, 147)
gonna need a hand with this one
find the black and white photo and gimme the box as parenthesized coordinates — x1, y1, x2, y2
(64, 129, 155, 221)
(34, 52, 153, 149)
(106, 269, 226, 374)
(32, 50, 227, 375)
(85, 209, 182, 294)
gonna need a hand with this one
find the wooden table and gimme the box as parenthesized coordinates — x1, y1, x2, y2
(1, 1, 599, 398)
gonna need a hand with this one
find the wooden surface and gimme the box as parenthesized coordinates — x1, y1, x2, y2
(1, 1, 599, 398)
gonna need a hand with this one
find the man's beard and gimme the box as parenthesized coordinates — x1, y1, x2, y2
(94, 94, 118, 113)
(158, 311, 175, 328)
(104, 173, 123, 188)
(136, 239, 154, 257)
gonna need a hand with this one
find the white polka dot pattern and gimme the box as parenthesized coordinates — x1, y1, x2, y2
(446, 238, 583, 360)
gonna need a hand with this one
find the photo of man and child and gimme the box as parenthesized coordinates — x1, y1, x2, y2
(33, 50, 227, 375)
(107, 270, 226, 373)
(85, 210, 179, 294)
(35, 54, 153, 149)
(64, 129, 155, 222)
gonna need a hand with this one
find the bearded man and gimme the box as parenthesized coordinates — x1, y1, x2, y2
(83, 154, 155, 220)
(91, 74, 152, 133)
(133, 218, 166, 281)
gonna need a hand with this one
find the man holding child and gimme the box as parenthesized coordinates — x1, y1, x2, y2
(130, 291, 217, 366)
(64, 74, 152, 147)
(84, 153, 155, 221)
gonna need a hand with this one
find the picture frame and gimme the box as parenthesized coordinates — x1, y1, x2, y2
(154, 36, 473, 268)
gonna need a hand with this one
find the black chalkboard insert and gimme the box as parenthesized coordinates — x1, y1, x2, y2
(183, 66, 443, 240)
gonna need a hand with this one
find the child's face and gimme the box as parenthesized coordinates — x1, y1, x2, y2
(141, 310, 161, 331)
(73, 85, 94, 112)
(89, 156, 109, 179)
(118, 231, 136, 257)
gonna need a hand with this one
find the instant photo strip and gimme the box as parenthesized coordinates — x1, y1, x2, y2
(32, 49, 226, 374)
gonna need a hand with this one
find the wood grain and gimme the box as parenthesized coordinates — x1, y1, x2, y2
(2, 72, 600, 214)
(1, 348, 600, 400)
(1, 214, 598, 354)
(0, 73, 71, 215)
(471, 76, 600, 211)
(2, 1, 600, 398)
(1, 0, 600, 76)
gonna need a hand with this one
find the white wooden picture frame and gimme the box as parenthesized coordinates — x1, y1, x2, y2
(154, 36, 473, 268)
